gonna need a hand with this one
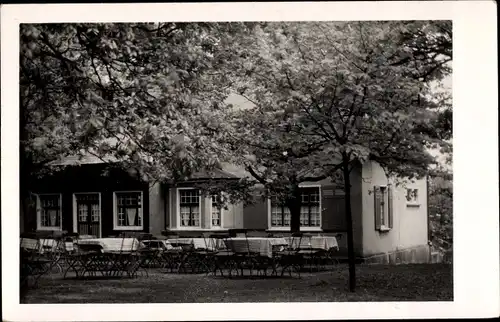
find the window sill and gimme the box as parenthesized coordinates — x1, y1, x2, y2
(378, 226, 391, 232)
(267, 227, 323, 232)
(169, 228, 229, 231)
(37, 226, 62, 231)
(113, 226, 143, 231)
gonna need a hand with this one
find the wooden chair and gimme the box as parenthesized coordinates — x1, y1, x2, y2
(272, 232, 304, 277)
(20, 232, 58, 289)
(226, 229, 269, 277)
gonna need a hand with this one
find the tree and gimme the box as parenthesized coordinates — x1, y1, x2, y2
(226, 98, 344, 233)
(221, 21, 452, 291)
(20, 22, 253, 232)
(20, 23, 238, 194)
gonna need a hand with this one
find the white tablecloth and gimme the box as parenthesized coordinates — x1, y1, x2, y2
(224, 237, 289, 258)
(284, 236, 339, 250)
(142, 239, 182, 251)
(76, 238, 140, 252)
(166, 238, 223, 250)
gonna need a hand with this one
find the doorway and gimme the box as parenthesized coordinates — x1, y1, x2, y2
(74, 193, 101, 237)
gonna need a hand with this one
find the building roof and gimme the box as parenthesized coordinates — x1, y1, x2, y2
(48, 154, 242, 180)
(49, 154, 118, 166)
(188, 168, 240, 180)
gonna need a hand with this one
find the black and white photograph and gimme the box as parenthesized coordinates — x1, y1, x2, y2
(1, 2, 498, 321)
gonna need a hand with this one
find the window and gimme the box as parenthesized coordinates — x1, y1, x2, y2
(270, 196, 290, 227)
(211, 195, 222, 227)
(406, 188, 420, 206)
(91, 204, 100, 222)
(78, 204, 87, 222)
(374, 185, 393, 231)
(270, 187, 321, 229)
(76, 194, 100, 223)
(179, 189, 201, 227)
(300, 187, 321, 227)
(114, 191, 143, 230)
(37, 194, 62, 230)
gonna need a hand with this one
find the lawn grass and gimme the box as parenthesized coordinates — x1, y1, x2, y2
(21, 263, 453, 303)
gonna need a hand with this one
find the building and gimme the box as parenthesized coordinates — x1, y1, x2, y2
(21, 156, 430, 263)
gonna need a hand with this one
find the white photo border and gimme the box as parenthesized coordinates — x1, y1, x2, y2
(2, 1, 499, 321)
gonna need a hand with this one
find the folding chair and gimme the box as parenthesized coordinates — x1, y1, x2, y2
(126, 233, 159, 271)
(161, 232, 184, 272)
(247, 230, 278, 276)
(140, 240, 166, 268)
(117, 233, 147, 278)
(205, 233, 235, 277)
(180, 234, 215, 274)
(20, 232, 56, 289)
(227, 229, 266, 277)
(197, 233, 223, 276)
(295, 233, 323, 272)
(61, 232, 87, 278)
(273, 232, 304, 277)
(321, 233, 342, 269)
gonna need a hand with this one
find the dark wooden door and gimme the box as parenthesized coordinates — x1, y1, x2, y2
(75, 193, 100, 237)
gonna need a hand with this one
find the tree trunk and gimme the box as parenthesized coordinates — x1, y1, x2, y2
(288, 184, 302, 234)
(343, 160, 356, 292)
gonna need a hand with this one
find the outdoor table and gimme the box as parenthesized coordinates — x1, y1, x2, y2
(224, 237, 288, 258)
(65, 249, 145, 278)
(284, 236, 339, 251)
(166, 237, 220, 250)
(219, 237, 288, 276)
(139, 240, 175, 268)
(66, 238, 144, 278)
(164, 238, 222, 273)
(284, 236, 340, 272)
(76, 238, 141, 252)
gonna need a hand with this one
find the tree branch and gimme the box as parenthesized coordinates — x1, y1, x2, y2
(246, 165, 268, 186)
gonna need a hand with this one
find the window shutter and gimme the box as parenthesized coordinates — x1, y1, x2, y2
(36, 195, 41, 228)
(374, 186, 382, 230)
(388, 185, 394, 229)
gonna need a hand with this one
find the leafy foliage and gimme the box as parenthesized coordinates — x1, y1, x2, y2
(21, 23, 453, 274)
(223, 21, 452, 180)
(217, 21, 452, 291)
(220, 21, 452, 219)
(20, 23, 234, 189)
(428, 174, 453, 253)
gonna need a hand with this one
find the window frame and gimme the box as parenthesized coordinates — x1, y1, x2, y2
(375, 185, 393, 232)
(406, 187, 421, 207)
(267, 185, 322, 231)
(36, 193, 63, 231)
(176, 187, 202, 229)
(113, 191, 144, 231)
(209, 193, 224, 229)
